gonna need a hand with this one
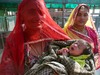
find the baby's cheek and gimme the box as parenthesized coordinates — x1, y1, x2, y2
(76, 50, 83, 55)
(69, 51, 79, 56)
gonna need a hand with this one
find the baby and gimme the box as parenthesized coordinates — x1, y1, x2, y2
(56, 39, 92, 56)
(51, 39, 93, 68)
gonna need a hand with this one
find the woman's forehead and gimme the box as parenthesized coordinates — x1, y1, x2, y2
(20, 1, 44, 13)
(79, 8, 89, 13)
(23, 2, 36, 9)
(20, 2, 38, 15)
(79, 6, 89, 12)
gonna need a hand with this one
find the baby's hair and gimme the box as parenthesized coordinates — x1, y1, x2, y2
(82, 43, 92, 55)
(76, 39, 92, 55)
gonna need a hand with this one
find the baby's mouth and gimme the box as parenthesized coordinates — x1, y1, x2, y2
(71, 47, 74, 51)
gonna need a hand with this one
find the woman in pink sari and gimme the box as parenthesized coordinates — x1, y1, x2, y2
(0, 0, 70, 75)
(63, 4, 100, 71)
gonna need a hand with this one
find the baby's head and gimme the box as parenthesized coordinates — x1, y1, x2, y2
(69, 39, 92, 56)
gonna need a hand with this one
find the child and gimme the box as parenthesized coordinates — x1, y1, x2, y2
(56, 39, 92, 56)
(54, 39, 93, 68)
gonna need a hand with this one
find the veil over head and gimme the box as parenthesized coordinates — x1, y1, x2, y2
(0, 0, 70, 75)
(64, 4, 96, 31)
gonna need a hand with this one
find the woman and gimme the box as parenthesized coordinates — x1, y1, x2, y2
(0, 0, 70, 75)
(63, 4, 100, 72)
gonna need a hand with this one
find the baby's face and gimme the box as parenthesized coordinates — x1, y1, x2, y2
(69, 40, 86, 56)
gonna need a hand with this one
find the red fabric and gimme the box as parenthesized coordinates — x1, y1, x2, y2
(86, 27, 99, 54)
(0, 0, 70, 75)
(0, 11, 24, 75)
(95, 43, 100, 70)
(21, 0, 70, 42)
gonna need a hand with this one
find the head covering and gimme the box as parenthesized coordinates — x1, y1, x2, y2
(64, 4, 96, 31)
(19, 0, 70, 42)
(0, 0, 70, 74)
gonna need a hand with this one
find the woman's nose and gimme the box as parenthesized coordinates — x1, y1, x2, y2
(80, 15, 85, 19)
